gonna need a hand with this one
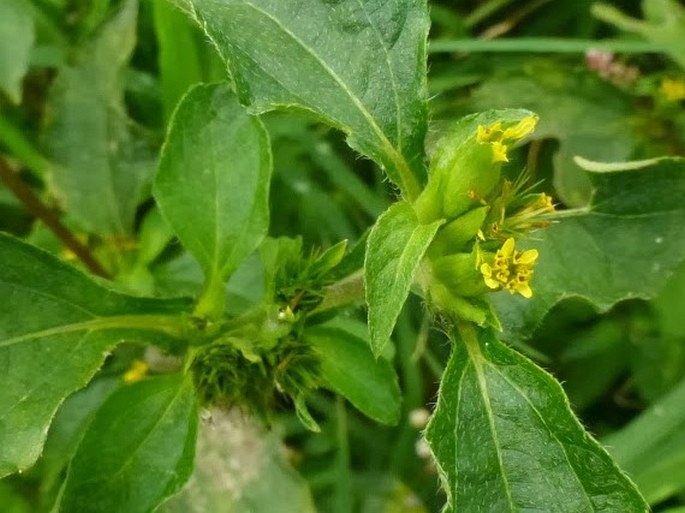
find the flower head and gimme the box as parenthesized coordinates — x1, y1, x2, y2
(480, 238, 538, 298)
(477, 115, 538, 163)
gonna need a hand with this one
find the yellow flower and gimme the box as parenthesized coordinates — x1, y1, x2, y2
(477, 115, 538, 163)
(123, 359, 149, 383)
(661, 78, 685, 102)
(480, 237, 538, 298)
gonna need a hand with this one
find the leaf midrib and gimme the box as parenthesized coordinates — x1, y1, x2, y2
(461, 325, 515, 512)
(488, 363, 595, 512)
(0, 314, 187, 347)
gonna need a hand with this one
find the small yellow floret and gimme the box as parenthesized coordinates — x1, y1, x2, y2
(480, 237, 538, 298)
(661, 78, 685, 102)
(477, 116, 538, 163)
(123, 360, 149, 383)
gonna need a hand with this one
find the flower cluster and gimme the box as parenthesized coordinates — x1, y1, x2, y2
(480, 238, 539, 298)
(416, 111, 549, 325)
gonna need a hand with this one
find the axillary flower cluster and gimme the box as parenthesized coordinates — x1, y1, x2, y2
(414, 110, 553, 325)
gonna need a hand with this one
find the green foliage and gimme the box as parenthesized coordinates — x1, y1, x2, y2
(605, 375, 685, 505)
(0, 0, 34, 103)
(365, 202, 442, 356)
(45, 0, 153, 236)
(2, 0, 685, 511)
(593, 0, 685, 69)
(0, 234, 190, 478)
(58, 374, 198, 513)
(425, 324, 648, 512)
(173, 0, 430, 200)
(308, 323, 401, 424)
(154, 83, 272, 316)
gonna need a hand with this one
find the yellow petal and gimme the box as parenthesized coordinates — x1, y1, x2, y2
(499, 238, 515, 258)
(503, 115, 538, 141)
(514, 249, 539, 265)
(483, 277, 501, 289)
(516, 282, 533, 298)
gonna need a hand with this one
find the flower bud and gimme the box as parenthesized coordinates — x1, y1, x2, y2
(429, 206, 488, 257)
(430, 249, 489, 298)
(427, 281, 490, 326)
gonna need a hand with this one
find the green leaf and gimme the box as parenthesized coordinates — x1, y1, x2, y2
(494, 156, 685, 342)
(0, 0, 34, 103)
(630, 260, 685, 402)
(365, 201, 442, 356)
(154, 82, 272, 311)
(307, 325, 401, 424)
(174, 0, 429, 200)
(45, 0, 153, 235)
(557, 317, 629, 409)
(58, 374, 198, 513)
(0, 233, 191, 478)
(603, 375, 685, 505)
(38, 378, 121, 505)
(425, 325, 648, 513)
(161, 409, 316, 513)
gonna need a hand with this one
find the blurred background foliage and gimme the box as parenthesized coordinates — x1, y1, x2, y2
(1, 0, 685, 511)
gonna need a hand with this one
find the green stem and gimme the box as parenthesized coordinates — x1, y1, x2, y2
(0, 314, 190, 348)
(422, 346, 445, 381)
(429, 38, 664, 54)
(0, 155, 109, 278)
(591, 4, 649, 35)
(333, 396, 353, 513)
(194, 272, 226, 320)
